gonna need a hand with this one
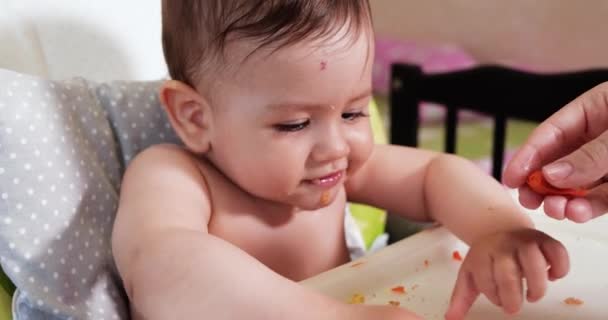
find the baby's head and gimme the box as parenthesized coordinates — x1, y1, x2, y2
(160, 0, 375, 211)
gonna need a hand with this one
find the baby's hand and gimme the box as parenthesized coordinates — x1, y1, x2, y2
(445, 229, 569, 320)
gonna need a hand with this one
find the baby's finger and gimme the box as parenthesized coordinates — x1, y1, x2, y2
(518, 185, 544, 209)
(540, 238, 570, 280)
(445, 269, 479, 320)
(517, 244, 548, 302)
(543, 196, 568, 220)
(494, 256, 524, 315)
(471, 256, 501, 307)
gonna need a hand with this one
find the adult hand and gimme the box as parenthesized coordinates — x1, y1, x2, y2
(503, 82, 608, 222)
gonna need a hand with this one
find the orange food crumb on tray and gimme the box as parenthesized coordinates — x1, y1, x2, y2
(391, 286, 406, 294)
(350, 261, 365, 268)
(388, 300, 400, 307)
(452, 250, 463, 261)
(564, 297, 584, 306)
(349, 293, 365, 304)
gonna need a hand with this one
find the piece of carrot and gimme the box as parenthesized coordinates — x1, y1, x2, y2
(391, 286, 406, 294)
(526, 170, 589, 197)
(563, 297, 584, 306)
(452, 250, 463, 261)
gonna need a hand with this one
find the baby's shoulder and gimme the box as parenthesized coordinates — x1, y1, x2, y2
(127, 144, 200, 173)
(122, 144, 210, 196)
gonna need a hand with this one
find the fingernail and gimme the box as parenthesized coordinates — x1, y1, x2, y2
(544, 162, 573, 181)
(520, 148, 535, 172)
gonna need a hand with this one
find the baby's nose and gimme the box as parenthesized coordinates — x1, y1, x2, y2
(311, 129, 349, 163)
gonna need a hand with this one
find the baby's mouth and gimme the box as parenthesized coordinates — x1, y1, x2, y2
(305, 171, 344, 188)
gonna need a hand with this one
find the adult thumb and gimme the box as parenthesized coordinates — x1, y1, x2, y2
(543, 130, 608, 188)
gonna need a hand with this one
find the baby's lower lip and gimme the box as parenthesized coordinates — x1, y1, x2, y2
(306, 171, 343, 188)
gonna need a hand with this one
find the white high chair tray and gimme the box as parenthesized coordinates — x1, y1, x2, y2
(301, 211, 608, 319)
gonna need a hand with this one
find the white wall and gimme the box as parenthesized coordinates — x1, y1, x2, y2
(0, 0, 167, 81)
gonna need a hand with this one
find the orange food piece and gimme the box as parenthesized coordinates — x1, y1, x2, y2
(349, 293, 365, 304)
(391, 286, 406, 294)
(388, 300, 400, 307)
(350, 261, 365, 268)
(424, 259, 430, 267)
(526, 170, 589, 197)
(320, 191, 331, 206)
(452, 250, 463, 261)
(564, 297, 584, 306)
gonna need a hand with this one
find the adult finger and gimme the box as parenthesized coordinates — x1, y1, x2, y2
(543, 195, 568, 220)
(503, 82, 608, 188)
(564, 197, 594, 223)
(584, 184, 608, 219)
(518, 185, 544, 209)
(543, 130, 608, 189)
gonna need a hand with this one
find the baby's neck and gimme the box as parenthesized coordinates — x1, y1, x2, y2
(198, 155, 311, 220)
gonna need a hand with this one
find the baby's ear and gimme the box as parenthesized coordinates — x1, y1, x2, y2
(159, 80, 213, 154)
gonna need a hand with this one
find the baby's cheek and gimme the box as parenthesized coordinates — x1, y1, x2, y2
(347, 131, 374, 173)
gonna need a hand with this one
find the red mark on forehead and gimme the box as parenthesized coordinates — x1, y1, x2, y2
(320, 61, 327, 70)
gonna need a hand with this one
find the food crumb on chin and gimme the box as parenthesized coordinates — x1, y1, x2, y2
(320, 191, 330, 206)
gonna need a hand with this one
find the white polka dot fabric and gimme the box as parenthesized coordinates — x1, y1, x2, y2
(0, 69, 180, 319)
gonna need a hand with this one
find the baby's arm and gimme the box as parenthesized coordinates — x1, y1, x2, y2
(347, 144, 569, 317)
(347, 144, 531, 244)
(112, 145, 419, 320)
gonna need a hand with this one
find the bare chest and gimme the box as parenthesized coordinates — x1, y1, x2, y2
(197, 160, 351, 280)
(208, 199, 350, 281)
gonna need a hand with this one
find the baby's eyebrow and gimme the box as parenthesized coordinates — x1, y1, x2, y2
(348, 89, 372, 103)
(267, 89, 372, 110)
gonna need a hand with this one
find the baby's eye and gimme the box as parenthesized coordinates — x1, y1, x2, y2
(274, 119, 310, 132)
(342, 111, 368, 121)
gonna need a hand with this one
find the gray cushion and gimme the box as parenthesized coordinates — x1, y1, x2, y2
(0, 69, 179, 319)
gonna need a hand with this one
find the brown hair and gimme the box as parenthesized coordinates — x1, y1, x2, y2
(161, 0, 372, 88)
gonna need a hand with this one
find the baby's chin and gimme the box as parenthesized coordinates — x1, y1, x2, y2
(260, 186, 342, 212)
(295, 192, 340, 212)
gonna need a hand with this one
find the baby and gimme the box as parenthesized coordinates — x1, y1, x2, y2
(112, 1, 569, 319)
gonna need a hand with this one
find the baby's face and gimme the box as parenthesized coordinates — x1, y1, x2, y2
(205, 27, 374, 211)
